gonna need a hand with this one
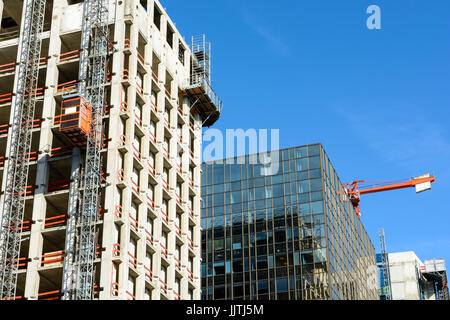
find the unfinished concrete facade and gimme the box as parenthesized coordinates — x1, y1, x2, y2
(0, 0, 220, 300)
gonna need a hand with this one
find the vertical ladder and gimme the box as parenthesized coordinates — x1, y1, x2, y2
(0, 0, 46, 300)
(73, 0, 110, 300)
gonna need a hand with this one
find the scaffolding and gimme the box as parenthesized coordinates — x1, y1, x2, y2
(378, 228, 392, 300)
(0, 0, 47, 300)
(59, 0, 110, 300)
(181, 35, 222, 127)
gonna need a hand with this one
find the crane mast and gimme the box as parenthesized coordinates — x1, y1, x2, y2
(0, 0, 46, 300)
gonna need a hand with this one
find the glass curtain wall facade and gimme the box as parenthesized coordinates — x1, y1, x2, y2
(201, 144, 378, 300)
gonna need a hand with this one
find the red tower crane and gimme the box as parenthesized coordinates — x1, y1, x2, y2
(344, 174, 436, 217)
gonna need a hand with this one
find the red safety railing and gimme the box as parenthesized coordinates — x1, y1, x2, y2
(47, 179, 71, 192)
(151, 70, 158, 83)
(44, 214, 68, 228)
(137, 51, 145, 65)
(146, 194, 154, 210)
(50, 145, 74, 158)
(111, 282, 119, 297)
(175, 193, 182, 207)
(160, 279, 168, 294)
(128, 252, 137, 268)
(188, 207, 195, 220)
(41, 251, 64, 266)
(131, 178, 140, 195)
(174, 257, 181, 271)
(162, 147, 170, 161)
(164, 117, 170, 130)
(59, 49, 82, 62)
(124, 38, 131, 49)
(136, 82, 144, 96)
(129, 214, 139, 231)
(160, 243, 168, 258)
(144, 266, 153, 282)
(117, 169, 125, 182)
(150, 101, 157, 114)
(173, 290, 181, 300)
(5, 257, 29, 270)
(0, 156, 5, 167)
(115, 205, 123, 219)
(126, 290, 136, 300)
(0, 123, 9, 134)
(149, 131, 156, 144)
(0, 93, 13, 103)
(174, 224, 182, 238)
(177, 105, 183, 116)
(188, 176, 194, 189)
(0, 61, 17, 74)
(145, 229, 154, 245)
(187, 237, 194, 250)
(122, 68, 130, 80)
(147, 161, 155, 177)
(135, 112, 143, 128)
(161, 209, 168, 224)
(165, 88, 171, 100)
(57, 80, 80, 94)
(161, 177, 169, 192)
(112, 243, 121, 258)
(132, 143, 142, 162)
(38, 290, 61, 301)
(186, 268, 194, 282)
(13, 185, 37, 196)
(176, 163, 182, 175)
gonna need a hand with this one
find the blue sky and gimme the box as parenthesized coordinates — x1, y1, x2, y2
(163, 1, 450, 264)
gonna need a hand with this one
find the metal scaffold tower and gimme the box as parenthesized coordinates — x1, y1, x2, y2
(60, 0, 110, 300)
(378, 228, 392, 300)
(0, 0, 46, 300)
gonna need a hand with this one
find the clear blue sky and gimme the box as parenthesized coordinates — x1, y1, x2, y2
(163, 1, 450, 264)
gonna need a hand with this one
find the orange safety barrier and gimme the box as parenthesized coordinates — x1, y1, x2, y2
(0, 123, 9, 134)
(137, 51, 145, 65)
(161, 177, 169, 192)
(131, 178, 140, 195)
(44, 214, 68, 228)
(0, 93, 13, 103)
(48, 179, 71, 192)
(174, 224, 182, 238)
(132, 144, 142, 162)
(120, 101, 128, 112)
(152, 71, 158, 82)
(174, 257, 181, 270)
(57, 80, 80, 94)
(145, 229, 154, 245)
(128, 252, 137, 268)
(50, 145, 74, 158)
(41, 251, 64, 266)
(188, 207, 195, 220)
(146, 194, 154, 210)
(135, 112, 143, 128)
(5, 257, 30, 269)
(136, 82, 144, 96)
(147, 161, 155, 177)
(165, 88, 171, 100)
(144, 266, 153, 281)
(161, 209, 168, 224)
(117, 169, 125, 181)
(38, 290, 61, 301)
(186, 268, 194, 281)
(122, 69, 129, 80)
(160, 243, 168, 258)
(111, 282, 119, 297)
(150, 101, 157, 114)
(114, 205, 123, 219)
(187, 237, 194, 250)
(9, 219, 32, 232)
(0, 156, 5, 167)
(129, 214, 139, 231)
(0, 61, 17, 74)
(160, 279, 168, 294)
(59, 49, 82, 62)
(112, 243, 121, 258)
(126, 290, 136, 300)
(13, 185, 37, 196)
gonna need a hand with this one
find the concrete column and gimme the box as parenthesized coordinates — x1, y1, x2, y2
(23, 0, 65, 299)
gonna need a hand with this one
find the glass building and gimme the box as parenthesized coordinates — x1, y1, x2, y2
(201, 143, 378, 300)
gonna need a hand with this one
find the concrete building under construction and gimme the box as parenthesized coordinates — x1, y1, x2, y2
(0, 0, 222, 300)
